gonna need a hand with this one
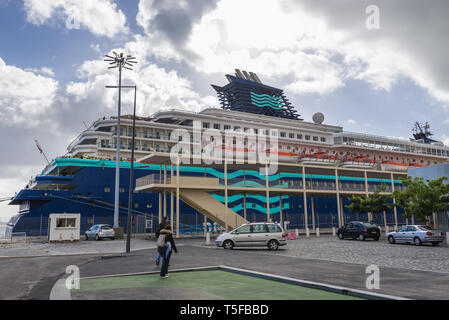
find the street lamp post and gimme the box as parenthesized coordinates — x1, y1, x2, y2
(104, 52, 137, 235)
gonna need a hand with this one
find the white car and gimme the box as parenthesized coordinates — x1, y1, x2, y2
(215, 222, 287, 250)
(387, 225, 445, 246)
(85, 224, 115, 241)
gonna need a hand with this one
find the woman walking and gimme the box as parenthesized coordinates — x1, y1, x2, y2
(157, 225, 177, 278)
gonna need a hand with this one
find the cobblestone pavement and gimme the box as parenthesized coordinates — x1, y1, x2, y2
(246, 235, 449, 274)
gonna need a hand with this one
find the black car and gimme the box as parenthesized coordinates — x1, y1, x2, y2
(337, 221, 380, 241)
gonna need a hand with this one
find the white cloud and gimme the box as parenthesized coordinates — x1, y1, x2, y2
(135, 0, 449, 104)
(0, 58, 58, 127)
(66, 54, 217, 117)
(23, 0, 128, 37)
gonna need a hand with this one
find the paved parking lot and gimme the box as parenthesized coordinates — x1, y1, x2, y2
(213, 235, 449, 274)
(0, 238, 156, 257)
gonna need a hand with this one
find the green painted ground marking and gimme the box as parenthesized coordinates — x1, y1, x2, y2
(74, 270, 364, 300)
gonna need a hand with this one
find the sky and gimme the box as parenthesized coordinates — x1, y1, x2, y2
(1, 0, 449, 220)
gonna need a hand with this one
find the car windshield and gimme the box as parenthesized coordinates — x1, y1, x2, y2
(418, 226, 433, 231)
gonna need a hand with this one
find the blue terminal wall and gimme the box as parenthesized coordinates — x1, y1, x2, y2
(11, 158, 406, 236)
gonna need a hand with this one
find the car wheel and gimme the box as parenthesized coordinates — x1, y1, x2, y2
(268, 240, 279, 251)
(85, 234, 89, 241)
(111, 237, 115, 241)
(431, 242, 440, 246)
(414, 237, 422, 246)
(223, 240, 234, 250)
(338, 233, 344, 240)
(359, 234, 365, 241)
(388, 236, 395, 244)
(374, 237, 380, 241)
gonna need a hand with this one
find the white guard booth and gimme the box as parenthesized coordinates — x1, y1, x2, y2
(48, 213, 81, 242)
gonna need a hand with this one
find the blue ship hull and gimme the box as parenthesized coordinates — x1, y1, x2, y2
(9, 158, 409, 236)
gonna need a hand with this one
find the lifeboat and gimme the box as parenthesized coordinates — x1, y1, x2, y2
(214, 143, 257, 161)
(380, 161, 426, 172)
(264, 148, 299, 163)
(340, 155, 376, 169)
(299, 152, 340, 166)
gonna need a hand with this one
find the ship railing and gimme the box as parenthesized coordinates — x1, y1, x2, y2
(136, 174, 172, 188)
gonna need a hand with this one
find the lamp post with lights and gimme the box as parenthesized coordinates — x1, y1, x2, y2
(104, 52, 137, 236)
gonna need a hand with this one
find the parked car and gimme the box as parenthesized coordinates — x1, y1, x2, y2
(85, 224, 115, 240)
(387, 225, 445, 246)
(215, 222, 287, 250)
(337, 221, 380, 241)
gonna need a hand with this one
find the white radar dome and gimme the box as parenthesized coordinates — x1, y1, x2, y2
(312, 112, 325, 124)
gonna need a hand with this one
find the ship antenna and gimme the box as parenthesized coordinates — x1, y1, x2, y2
(34, 139, 50, 165)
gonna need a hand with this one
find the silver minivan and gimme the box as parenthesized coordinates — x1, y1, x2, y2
(215, 222, 287, 250)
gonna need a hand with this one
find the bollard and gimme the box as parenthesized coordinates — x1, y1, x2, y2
(446, 232, 449, 246)
(332, 227, 336, 237)
(295, 228, 299, 237)
(316, 228, 320, 237)
(385, 226, 389, 236)
(306, 228, 310, 238)
(206, 232, 211, 245)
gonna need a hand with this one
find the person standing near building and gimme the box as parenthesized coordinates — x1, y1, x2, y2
(158, 225, 177, 278)
(155, 216, 169, 265)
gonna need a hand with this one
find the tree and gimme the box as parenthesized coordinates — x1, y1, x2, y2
(393, 176, 449, 222)
(346, 185, 393, 222)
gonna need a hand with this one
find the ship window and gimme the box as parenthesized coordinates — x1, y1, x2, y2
(289, 133, 294, 138)
(280, 132, 286, 138)
(305, 135, 311, 140)
(104, 187, 111, 193)
(320, 137, 326, 142)
(244, 127, 250, 132)
(254, 128, 259, 134)
(297, 134, 303, 139)
(203, 122, 210, 129)
(264, 129, 270, 135)
(313, 136, 318, 141)
(234, 126, 240, 131)
(213, 123, 221, 130)
(224, 125, 231, 130)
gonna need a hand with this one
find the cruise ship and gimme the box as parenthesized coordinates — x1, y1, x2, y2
(7, 70, 449, 236)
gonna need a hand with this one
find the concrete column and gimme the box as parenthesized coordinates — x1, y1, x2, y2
(163, 191, 167, 218)
(224, 159, 228, 231)
(432, 212, 438, 229)
(383, 210, 387, 229)
(364, 171, 372, 221)
(243, 193, 247, 221)
(158, 193, 162, 223)
(335, 169, 342, 227)
(170, 191, 174, 227)
(176, 156, 180, 238)
(391, 173, 398, 228)
(311, 195, 316, 231)
(302, 166, 308, 231)
(411, 215, 415, 225)
(204, 215, 207, 237)
(265, 163, 270, 222)
(279, 195, 283, 226)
